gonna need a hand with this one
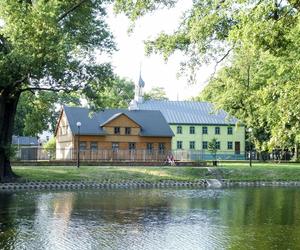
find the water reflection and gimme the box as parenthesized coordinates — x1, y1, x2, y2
(1, 188, 300, 249)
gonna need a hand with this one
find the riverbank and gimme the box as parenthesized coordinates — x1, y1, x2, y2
(9, 163, 300, 182)
(2, 179, 300, 191)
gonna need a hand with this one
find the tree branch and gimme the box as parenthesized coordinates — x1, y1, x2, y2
(20, 87, 73, 93)
(58, 0, 89, 22)
(216, 47, 233, 64)
(209, 46, 234, 80)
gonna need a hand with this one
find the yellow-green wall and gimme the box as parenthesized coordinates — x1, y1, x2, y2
(170, 124, 245, 154)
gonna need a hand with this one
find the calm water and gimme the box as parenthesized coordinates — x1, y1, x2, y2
(1, 187, 300, 250)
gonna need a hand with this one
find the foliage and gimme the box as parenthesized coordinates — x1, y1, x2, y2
(115, 0, 300, 151)
(43, 137, 56, 151)
(208, 138, 218, 160)
(14, 91, 81, 136)
(143, 86, 169, 101)
(43, 137, 56, 160)
(0, 0, 116, 93)
(86, 77, 135, 109)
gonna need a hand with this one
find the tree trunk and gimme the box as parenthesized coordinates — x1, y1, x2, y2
(0, 89, 20, 182)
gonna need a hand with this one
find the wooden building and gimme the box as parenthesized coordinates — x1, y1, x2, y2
(55, 106, 174, 161)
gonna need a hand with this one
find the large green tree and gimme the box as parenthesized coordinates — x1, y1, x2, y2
(0, 0, 115, 181)
(115, 0, 300, 152)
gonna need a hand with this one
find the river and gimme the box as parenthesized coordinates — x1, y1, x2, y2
(1, 187, 300, 249)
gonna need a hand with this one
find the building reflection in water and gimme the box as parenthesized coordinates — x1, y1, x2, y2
(32, 192, 75, 249)
(2, 188, 300, 249)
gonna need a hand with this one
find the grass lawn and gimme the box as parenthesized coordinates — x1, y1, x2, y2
(11, 162, 300, 182)
(12, 166, 209, 182)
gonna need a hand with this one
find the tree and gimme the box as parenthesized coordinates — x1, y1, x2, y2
(208, 138, 218, 162)
(143, 87, 169, 101)
(43, 137, 56, 160)
(115, 0, 300, 153)
(0, 1, 115, 181)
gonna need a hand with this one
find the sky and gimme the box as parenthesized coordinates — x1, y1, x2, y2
(104, 2, 214, 101)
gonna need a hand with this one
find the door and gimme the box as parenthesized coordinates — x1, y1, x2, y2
(235, 141, 240, 154)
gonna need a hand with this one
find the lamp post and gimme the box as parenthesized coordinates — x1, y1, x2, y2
(76, 121, 81, 168)
(247, 128, 253, 167)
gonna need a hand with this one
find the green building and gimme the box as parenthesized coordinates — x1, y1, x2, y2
(137, 100, 245, 160)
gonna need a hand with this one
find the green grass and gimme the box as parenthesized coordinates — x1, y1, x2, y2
(215, 162, 300, 181)
(12, 166, 210, 182)
(11, 162, 300, 182)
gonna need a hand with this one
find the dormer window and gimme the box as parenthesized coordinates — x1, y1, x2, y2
(125, 127, 131, 135)
(114, 127, 120, 134)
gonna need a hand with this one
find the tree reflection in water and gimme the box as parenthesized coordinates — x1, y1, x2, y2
(0, 188, 300, 249)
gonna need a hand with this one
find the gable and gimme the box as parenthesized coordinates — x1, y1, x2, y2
(102, 114, 141, 128)
(55, 109, 66, 136)
(55, 109, 72, 137)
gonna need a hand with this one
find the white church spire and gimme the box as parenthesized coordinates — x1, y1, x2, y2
(129, 66, 145, 110)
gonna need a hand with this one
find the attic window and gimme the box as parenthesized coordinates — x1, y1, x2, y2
(114, 127, 120, 134)
(125, 127, 131, 135)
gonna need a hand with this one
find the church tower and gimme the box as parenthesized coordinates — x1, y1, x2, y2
(129, 72, 145, 110)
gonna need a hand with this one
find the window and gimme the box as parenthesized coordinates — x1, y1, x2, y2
(129, 142, 136, 151)
(202, 127, 208, 134)
(112, 142, 119, 151)
(215, 127, 220, 135)
(147, 143, 153, 153)
(90, 142, 98, 151)
(216, 141, 221, 150)
(227, 127, 233, 135)
(190, 126, 195, 134)
(125, 127, 131, 135)
(177, 126, 182, 134)
(159, 143, 165, 154)
(227, 141, 233, 150)
(202, 141, 208, 149)
(114, 127, 120, 134)
(190, 141, 195, 149)
(177, 141, 183, 149)
(79, 141, 87, 151)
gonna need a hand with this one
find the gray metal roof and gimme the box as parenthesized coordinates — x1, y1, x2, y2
(63, 106, 174, 137)
(12, 136, 39, 145)
(137, 100, 239, 125)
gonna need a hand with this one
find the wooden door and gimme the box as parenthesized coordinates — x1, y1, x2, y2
(235, 141, 240, 154)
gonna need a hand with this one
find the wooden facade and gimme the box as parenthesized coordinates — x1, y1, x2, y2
(55, 109, 173, 161)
